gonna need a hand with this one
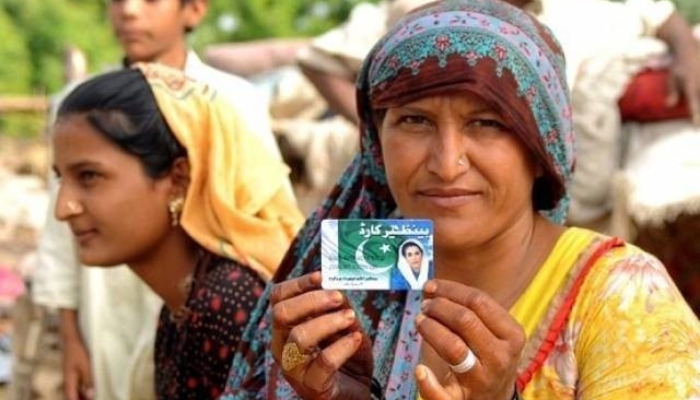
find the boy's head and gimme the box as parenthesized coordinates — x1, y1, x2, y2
(108, 0, 208, 66)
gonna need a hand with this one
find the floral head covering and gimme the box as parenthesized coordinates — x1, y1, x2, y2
(221, 0, 573, 398)
(358, 0, 573, 222)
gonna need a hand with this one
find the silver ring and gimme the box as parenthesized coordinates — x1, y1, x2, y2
(449, 348, 478, 374)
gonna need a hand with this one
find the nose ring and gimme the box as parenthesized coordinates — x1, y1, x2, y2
(66, 201, 80, 214)
(456, 156, 466, 166)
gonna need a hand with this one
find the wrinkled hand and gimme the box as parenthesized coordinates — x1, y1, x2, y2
(270, 272, 373, 400)
(666, 38, 700, 124)
(62, 338, 94, 400)
(415, 280, 525, 400)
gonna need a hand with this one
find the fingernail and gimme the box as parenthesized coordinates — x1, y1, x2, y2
(331, 291, 343, 303)
(416, 313, 425, 325)
(415, 364, 428, 381)
(421, 299, 431, 311)
(423, 280, 437, 295)
(343, 308, 355, 320)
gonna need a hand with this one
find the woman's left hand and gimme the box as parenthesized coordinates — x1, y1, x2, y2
(657, 11, 700, 125)
(666, 48, 700, 125)
(415, 279, 525, 400)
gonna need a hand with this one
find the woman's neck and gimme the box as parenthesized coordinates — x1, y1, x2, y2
(128, 230, 199, 312)
(435, 214, 564, 309)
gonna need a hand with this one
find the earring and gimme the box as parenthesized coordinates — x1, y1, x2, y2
(168, 197, 185, 227)
(456, 156, 466, 166)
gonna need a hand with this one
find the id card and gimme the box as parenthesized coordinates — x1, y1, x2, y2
(321, 219, 434, 290)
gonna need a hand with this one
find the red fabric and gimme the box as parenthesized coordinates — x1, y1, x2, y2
(618, 69, 690, 122)
(516, 237, 624, 391)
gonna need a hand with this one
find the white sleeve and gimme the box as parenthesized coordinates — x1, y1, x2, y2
(625, 0, 676, 36)
(32, 175, 81, 309)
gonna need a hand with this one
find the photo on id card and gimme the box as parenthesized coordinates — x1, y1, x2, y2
(321, 219, 434, 290)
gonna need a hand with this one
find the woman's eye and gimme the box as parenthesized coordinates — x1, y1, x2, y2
(395, 115, 432, 131)
(78, 170, 101, 184)
(401, 115, 428, 124)
(469, 118, 507, 130)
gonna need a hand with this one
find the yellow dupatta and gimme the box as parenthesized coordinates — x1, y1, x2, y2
(135, 62, 304, 280)
(510, 227, 600, 337)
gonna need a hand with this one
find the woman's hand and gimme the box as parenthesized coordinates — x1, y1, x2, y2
(657, 11, 700, 124)
(270, 271, 373, 400)
(415, 280, 525, 400)
(62, 337, 94, 400)
(666, 46, 700, 125)
(59, 309, 94, 400)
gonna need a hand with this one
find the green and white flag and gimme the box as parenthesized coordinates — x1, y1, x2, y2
(321, 219, 433, 290)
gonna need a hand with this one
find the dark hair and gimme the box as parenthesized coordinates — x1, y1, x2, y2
(401, 242, 423, 258)
(57, 68, 186, 179)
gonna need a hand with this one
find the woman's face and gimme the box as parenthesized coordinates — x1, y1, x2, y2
(404, 244, 423, 271)
(52, 114, 176, 266)
(378, 93, 539, 251)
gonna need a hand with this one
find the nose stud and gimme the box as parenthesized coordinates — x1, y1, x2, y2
(456, 156, 466, 166)
(66, 201, 81, 214)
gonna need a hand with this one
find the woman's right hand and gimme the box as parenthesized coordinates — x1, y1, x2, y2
(62, 337, 94, 400)
(270, 271, 373, 399)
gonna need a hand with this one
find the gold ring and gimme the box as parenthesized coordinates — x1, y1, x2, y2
(281, 342, 311, 371)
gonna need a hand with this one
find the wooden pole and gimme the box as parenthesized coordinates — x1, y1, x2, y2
(0, 97, 48, 113)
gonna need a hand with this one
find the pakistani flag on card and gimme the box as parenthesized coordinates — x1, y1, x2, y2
(321, 219, 434, 290)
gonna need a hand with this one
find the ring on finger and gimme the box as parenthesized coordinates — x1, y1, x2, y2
(449, 348, 478, 374)
(281, 341, 312, 371)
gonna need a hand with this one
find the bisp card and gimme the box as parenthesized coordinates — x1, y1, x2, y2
(321, 219, 434, 290)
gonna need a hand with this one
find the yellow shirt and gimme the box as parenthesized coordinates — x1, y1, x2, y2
(418, 227, 700, 399)
(514, 227, 700, 399)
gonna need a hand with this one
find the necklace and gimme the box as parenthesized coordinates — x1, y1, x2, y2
(169, 272, 194, 325)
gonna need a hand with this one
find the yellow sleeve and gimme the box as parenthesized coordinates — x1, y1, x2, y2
(571, 246, 700, 399)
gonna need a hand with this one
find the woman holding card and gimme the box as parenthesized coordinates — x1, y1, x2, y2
(221, 0, 700, 399)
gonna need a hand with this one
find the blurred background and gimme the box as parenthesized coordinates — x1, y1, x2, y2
(0, 0, 699, 399)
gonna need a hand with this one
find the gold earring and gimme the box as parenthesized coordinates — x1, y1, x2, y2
(168, 197, 184, 227)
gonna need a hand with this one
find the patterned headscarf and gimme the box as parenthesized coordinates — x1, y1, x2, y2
(221, 0, 572, 398)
